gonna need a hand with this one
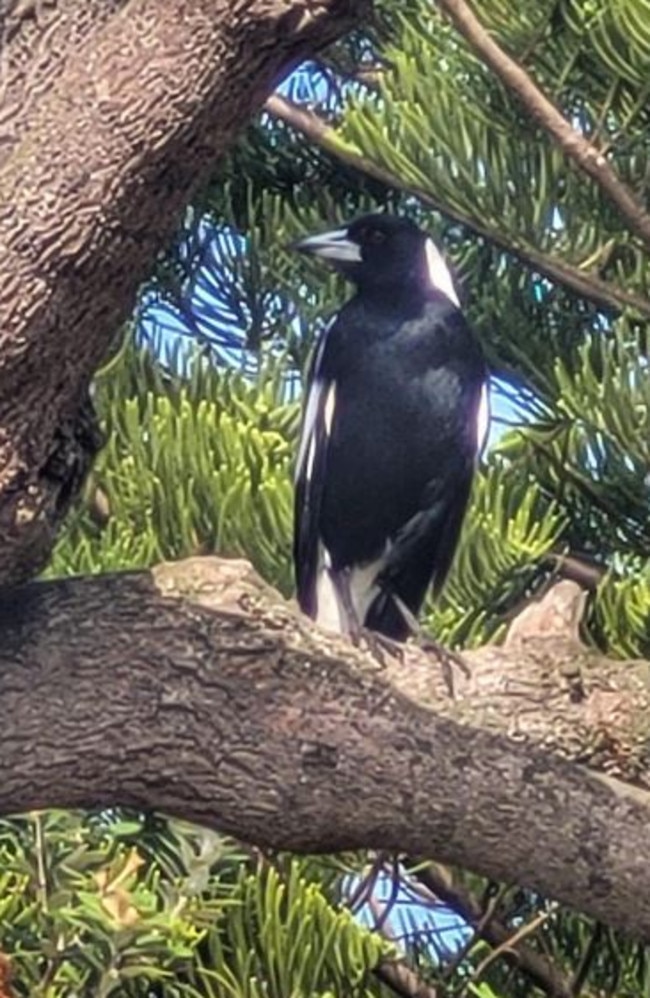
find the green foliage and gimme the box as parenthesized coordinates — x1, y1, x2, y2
(427, 453, 566, 647)
(49, 340, 298, 596)
(191, 860, 391, 997)
(593, 557, 650, 656)
(338, 0, 650, 293)
(565, 0, 650, 85)
(0, 812, 236, 996)
(0, 814, 389, 997)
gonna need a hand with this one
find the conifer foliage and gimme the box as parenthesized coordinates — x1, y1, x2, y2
(3, 0, 650, 994)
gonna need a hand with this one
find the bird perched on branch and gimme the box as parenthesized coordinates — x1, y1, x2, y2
(292, 213, 488, 651)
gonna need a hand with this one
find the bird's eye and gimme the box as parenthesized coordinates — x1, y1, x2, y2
(355, 226, 387, 247)
(365, 228, 387, 246)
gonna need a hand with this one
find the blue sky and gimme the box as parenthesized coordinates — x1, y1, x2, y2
(343, 864, 470, 965)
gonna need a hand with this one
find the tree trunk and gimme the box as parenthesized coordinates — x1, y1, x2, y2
(0, 0, 366, 585)
(2, 554, 650, 942)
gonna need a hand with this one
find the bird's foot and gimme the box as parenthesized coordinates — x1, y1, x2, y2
(409, 633, 470, 697)
(330, 567, 405, 666)
(352, 626, 405, 666)
(388, 593, 469, 696)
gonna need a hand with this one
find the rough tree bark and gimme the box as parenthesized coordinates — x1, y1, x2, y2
(0, 0, 367, 586)
(1, 555, 650, 942)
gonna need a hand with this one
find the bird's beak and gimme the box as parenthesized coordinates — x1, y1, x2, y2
(292, 227, 362, 263)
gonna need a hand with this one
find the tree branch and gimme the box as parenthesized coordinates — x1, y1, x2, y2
(413, 864, 573, 998)
(264, 95, 650, 319)
(436, 0, 650, 249)
(2, 556, 650, 942)
(375, 954, 439, 998)
(0, 0, 366, 587)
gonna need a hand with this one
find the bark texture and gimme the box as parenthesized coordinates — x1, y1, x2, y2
(1, 555, 650, 942)
(0, 0, 366, 586)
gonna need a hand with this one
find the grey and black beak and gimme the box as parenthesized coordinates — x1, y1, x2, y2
(292, 227, 361, 263)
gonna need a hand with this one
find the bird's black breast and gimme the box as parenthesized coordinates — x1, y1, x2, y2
(319, 297, 485, 568)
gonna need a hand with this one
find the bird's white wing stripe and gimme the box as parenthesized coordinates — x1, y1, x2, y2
(476, 381, 490, 454)
(424, 239, 460, 307)
(295, 318, 335, 483)
(323, 383, 337, 435)
(296, 379, 323, 481)
(305, 433, 317, 482)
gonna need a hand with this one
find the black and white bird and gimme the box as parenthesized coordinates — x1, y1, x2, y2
(292, 213, 488, 645)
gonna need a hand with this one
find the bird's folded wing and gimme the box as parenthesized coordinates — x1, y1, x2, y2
(293, 327, 336, 619)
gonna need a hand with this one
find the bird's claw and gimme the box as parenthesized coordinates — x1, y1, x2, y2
(410, 635, 470, 697)
(352, 627, 405, 666)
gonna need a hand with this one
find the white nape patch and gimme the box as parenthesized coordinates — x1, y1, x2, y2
(323, 382, 337, 435)
(295, 320, 335, 483)
(424, 239, 460, 307)
(476, 382, 490, 455)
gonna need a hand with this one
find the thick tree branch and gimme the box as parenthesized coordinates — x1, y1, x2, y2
(436, 0, 650, 248)
(0, 1, 130, 164)
(0, 0, 366, 587)
(264, 95, 650, 319)
(2, 556, 650, 942)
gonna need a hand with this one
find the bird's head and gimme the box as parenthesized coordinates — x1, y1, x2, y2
(292, 213, 459, 306)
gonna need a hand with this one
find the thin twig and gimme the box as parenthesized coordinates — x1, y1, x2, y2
(346, 851, 387, 913)
(32, 812, 48, 914)
(549, 551, 605, 592)
(468, 903, 558, 988)
(436, 0, 650, 248)
(411, 863, 573, 998)
(443, 885, 508, 979)
(264, 94, 650, 318)
(372, 854, 403, 933)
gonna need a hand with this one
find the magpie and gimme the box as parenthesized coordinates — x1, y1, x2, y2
(292, 213, 488, 648)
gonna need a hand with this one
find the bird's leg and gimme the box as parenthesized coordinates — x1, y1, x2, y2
(332, 569, 404, 665)
(391, 594, 469, 697)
